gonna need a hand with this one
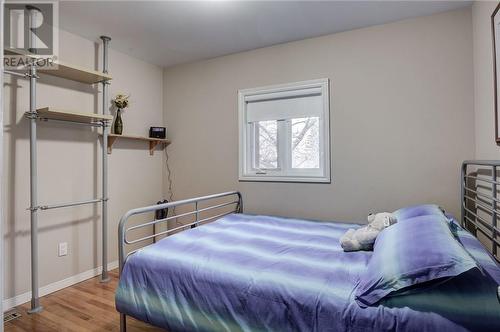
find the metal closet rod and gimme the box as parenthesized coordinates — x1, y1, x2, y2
(37, 197, 107, 211)
(36, 117, 110, 127)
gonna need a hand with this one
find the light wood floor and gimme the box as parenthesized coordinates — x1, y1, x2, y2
(4, 269, 165, 331)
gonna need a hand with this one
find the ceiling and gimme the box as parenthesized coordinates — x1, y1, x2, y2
(59, 1, 472, 68)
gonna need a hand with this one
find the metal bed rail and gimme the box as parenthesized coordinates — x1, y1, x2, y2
(461, 160, 500, 259)
(118, 191, 243, 274)
(118, 191, 242, 332)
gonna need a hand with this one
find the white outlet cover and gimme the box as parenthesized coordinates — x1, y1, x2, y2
(58, 242, 68, 257)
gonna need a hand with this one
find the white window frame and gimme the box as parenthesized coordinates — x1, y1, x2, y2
(238, 78, 331, 183)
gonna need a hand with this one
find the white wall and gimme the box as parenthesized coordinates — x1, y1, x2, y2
(163, 8, 475, 222)
(3, 29, 165, 302)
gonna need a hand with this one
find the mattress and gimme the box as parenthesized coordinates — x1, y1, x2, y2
(115, 213, 500, 332)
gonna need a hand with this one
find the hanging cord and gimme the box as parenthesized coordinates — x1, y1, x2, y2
(164, 148, 178, 227)
(165, 148, 174, 203)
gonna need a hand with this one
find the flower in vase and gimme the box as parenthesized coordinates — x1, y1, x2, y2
(112, 93, 130, 110)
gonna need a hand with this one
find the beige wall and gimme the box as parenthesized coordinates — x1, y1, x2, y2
(163, 8, 474, 223)
(473, 1, 500, 159)
(470, 1, 499, 257)
(3, 29, 164, 301)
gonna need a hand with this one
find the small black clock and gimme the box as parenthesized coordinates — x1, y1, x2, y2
(149, 127, 166, 139)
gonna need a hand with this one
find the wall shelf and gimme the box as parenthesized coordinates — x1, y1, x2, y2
(5, 48, 113, 84)
(100, 134, 171, 155)
(35, 107, 113, 125)
(38, 60, 113, 84)
(3, 35, 114, 313)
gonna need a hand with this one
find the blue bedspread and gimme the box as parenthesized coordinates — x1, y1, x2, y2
(116, 213, 500, 332)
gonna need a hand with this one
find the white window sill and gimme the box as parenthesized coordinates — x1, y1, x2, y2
(239, 174, 331, 183)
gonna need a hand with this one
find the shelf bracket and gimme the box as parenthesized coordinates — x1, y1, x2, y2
(107, 135, 118, 154)
(24, 111, 37, 120)
(149, 141, 160, 155)
(103, 134, 170, 155)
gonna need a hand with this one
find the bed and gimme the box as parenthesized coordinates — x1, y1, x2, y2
(115, 161, 500, 332)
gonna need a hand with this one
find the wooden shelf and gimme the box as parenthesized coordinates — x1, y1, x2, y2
(101, 134, 171, 155)
(5, 49, 112, 84)
(36, 107, 113, 124)
(38, 60, 112, 84)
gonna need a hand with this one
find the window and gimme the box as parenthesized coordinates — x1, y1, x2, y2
(238, 79, 330, 183)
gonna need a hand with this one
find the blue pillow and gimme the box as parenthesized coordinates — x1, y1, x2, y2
(354, 214, 478, 307)
(394, 204, 458, 236)
(393, 204, 445, 220)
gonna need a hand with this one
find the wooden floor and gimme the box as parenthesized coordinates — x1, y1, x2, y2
(5, 269, 165, 331)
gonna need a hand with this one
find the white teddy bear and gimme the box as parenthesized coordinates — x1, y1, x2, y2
(340, 212, 397, 252)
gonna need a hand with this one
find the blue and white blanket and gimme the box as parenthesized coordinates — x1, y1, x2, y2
(116, 213, 500, 332)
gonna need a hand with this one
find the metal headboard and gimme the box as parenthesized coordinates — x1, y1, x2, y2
(461, 160, 500, 259)
(118, 191, 242, 274)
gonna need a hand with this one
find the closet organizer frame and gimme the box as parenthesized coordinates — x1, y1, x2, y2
(3, 7, 112, 314)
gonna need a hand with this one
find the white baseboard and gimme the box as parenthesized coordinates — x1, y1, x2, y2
(3, 260, 119, 311)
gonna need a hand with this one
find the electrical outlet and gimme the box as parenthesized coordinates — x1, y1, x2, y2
(58, 242, 68, 257)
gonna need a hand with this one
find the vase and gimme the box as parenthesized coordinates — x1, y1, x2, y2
(114, 109, 123, 135)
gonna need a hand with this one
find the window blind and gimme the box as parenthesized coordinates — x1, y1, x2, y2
(245, 92, 322, 123)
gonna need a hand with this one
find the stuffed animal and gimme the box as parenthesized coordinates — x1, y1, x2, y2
(340, 212, 397, 252)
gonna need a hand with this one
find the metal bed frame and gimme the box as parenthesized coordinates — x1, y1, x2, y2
(116, 161, 500, 331)
(117, 191, 243, 332)
(461, 160, 500, 260)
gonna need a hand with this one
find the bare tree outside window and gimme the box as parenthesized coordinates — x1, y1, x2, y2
(256, 120, 278, 169)
(254, 117, 320, 170)
(292, 117, 320, 168)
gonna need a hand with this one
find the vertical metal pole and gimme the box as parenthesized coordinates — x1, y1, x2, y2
(192, 202, 198, 228)
(237, 192, 243, 213)
(0, 0, 5, 327)
(461, 163, 466, 228)
(492, 166, 498, 257)
(118, 215, 125, 275)
(100, 36, 111, 283)
(120, 313, 127, 332)
(27, 7, 42, 313)
(118, 216, 126, 331)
